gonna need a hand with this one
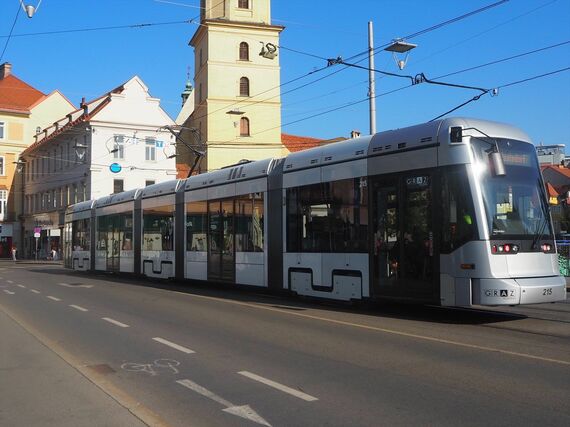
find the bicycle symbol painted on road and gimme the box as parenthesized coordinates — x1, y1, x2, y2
(121, 359, 180, 376)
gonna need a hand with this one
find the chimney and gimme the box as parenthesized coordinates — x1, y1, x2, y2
(80, 97, 88, 115)
(350, 130, 361, 139)
(0, 62, 12, 79)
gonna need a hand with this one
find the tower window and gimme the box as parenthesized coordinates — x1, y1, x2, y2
(239, 42, 249, 61)
(238, 0, 249, 9)
(240, 117, 250, 136)
(239, 77, 250, 97)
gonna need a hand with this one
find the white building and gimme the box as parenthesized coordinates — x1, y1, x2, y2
(20, 76, 176, 258)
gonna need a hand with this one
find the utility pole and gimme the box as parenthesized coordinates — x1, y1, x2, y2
(368, 21, 376, 135)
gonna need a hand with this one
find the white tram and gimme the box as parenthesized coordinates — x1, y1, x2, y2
(64, 118, 567, 306)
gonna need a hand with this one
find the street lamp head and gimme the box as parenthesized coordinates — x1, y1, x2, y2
(384, 39, 417, 70)
(384, 40, 417, 53)
(20, 1, 43, 18)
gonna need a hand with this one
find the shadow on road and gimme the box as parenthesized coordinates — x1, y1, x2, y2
(18, 265, 532, 326)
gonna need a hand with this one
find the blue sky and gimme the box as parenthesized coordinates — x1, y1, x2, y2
(1, 0, 569, 146)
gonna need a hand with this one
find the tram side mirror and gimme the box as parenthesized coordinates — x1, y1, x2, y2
(450, 127, 463, 143)
(489, 151, 506, 177)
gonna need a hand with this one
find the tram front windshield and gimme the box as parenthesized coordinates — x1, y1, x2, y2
(472, 139, 552, 240)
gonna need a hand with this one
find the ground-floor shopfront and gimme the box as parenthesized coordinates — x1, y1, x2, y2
(22, 212, 63, 260)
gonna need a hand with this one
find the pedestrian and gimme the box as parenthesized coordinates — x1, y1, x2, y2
(51, 248, 58, 261)
(11, 245, 17, 262)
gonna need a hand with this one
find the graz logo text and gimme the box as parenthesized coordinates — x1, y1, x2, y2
(484, 289, 515, 297)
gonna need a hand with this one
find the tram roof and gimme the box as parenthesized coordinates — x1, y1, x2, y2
(140, 179, 182, 199)
(436, 117, 531, 143)
(184, 158, 274, 190)
(282, 117, 532, 173)
(94, 189, 140, 208)
(283, 136, 372, 172)
(65, 199, 95, 215)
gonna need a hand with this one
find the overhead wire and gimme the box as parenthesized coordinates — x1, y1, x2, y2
(0, 2, 22, 63)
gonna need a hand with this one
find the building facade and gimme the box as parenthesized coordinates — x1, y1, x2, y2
(19, 76, 176, 259)
(178, 0, 285, 173)
(0, 62, 75, 256)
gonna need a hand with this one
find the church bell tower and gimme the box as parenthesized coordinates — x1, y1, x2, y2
(184, 0, 285, 172)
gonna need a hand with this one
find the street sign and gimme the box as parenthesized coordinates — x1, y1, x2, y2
(109, 163, 122, 173)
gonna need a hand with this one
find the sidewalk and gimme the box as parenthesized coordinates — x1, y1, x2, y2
(0, 308, 149, 427)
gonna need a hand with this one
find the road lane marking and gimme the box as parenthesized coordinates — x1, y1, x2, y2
(238, 371, 318, 402)
(102, 317, 129, 328)
(152, 337, 195, 354)
(3, 290, 15, 295)
(176, 379, 271, 426)
(17, 284, 26, 288)
(30, 289, 40, 294)
(58, 283, 94, 288)
(70, 304, 88, 312)
(47, 296, 61, 301)
(174, 291, 570, 366)
(7, 280, 14, 284)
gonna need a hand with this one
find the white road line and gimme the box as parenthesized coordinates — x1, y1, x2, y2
(70, 304, 88, 312)
(238, 371, 318, 402)
(152, 337, 195, 354)
(102, 317, 130, 328)
(30, 289, 40, 294)
(17, 284, 26, 288)
(7, 280, 14, 284)
(3, 290, 15, 295)
(58, 283, 94, 288)
(176, 379, 271, 426)
(47, 296, 61, 301)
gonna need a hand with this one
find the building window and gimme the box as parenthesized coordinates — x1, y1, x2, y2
(239, 77, 250, 97)
(145, 180, 155, 187)
(239, 42, 249, 61)
(113, 135, 125, 159)
(0, 121, 5, 139)
(238, 0, 249, 9)
(113, 179, 124, 194)
(240, 117, 250, 136)
(0, 190, 7, 221)
(145, 138, 156, 161)
(0, 156, 4, 175)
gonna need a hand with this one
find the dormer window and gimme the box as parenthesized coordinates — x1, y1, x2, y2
(238, 0, 249, 9)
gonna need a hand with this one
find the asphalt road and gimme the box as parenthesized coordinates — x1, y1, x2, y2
(1, 261, 569, 427)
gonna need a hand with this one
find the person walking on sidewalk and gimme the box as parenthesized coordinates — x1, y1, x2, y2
(11, 245, 17, 262)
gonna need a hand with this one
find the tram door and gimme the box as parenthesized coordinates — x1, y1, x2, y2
(106, 219, 120, 272)
(208, 200, 235, 282)
(371, 173, 437, 300)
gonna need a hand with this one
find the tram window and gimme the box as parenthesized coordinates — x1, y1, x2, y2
(235, 193, 264, 252)
(96, 214, 133, 252)
(286, 178, 368, 253)
(186, 201, 208, 251)
(440, 168, 477, 253)
(72, 218, 90, 251)
(143, 206, 174, 251)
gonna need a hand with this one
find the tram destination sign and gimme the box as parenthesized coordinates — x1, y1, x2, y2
(406, 176, 429, 188)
